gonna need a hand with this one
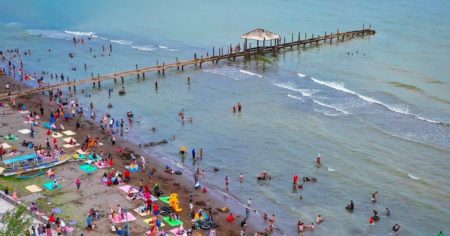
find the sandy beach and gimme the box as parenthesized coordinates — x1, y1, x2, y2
(0, 74, 257, 235)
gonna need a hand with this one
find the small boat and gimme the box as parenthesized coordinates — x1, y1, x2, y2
(2, 153, 72, 177)
(16, 171, 44, 179)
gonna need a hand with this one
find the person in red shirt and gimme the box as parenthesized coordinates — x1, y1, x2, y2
(124, 169, 131, 181)
(227, 213, 234, 223)
(49, 213, 56, 223)
(153, 203, 159, 216)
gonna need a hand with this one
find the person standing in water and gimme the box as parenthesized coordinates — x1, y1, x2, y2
(155, 81, 158, 91)
(239, 172, 244, 184)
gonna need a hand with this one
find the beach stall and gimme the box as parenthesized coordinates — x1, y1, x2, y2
(241, 28, 280, 51)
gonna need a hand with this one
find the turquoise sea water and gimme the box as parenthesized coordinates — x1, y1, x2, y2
(1, 0, 450, 235)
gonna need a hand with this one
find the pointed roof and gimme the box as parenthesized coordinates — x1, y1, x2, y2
(241, 28, 280, 41)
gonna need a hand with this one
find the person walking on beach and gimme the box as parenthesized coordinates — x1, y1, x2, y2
(76, 178, 81, 191)
(225, 176, 229, 191)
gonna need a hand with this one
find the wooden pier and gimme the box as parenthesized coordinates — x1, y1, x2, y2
(0, 28, 375, 99)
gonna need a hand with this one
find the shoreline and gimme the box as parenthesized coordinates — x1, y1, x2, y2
(0, 74, 260, 235)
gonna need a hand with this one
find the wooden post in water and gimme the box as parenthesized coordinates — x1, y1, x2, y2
(176, 57, 179, 70)
(98, 80, 101, 88)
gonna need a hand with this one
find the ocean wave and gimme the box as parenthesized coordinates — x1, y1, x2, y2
(64, 30, 97, 38)
(327, 167, 336, 172)
(297, 73, 307, 78)
(110, 39, 133, 45)
(287, 94, 303, 101)
(308, 77, 446, 125)
(408, 173, 420, 180)
(312, 100, 349, 115)
(26, 29, 70, 40)
(239, 69, 263, 78)
(273, 82, 319, 97)
(158, 45, 168, 49)
(132, 45, 156, 51)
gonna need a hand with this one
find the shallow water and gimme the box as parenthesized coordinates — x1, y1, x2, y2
(1, 0, 450, 235)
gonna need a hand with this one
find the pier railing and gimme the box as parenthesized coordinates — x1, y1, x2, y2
(0, 28, 375, 100)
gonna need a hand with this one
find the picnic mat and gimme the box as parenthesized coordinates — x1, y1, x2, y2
(63, 143, 80, 148)
(109, 212, 136, 224)
(143, 218, 165, 227)
(51, 132, 63, 138)
(43, 181, 62, 190)
(95, 162, 110, 169)
(76, 149, 87, 155)
(43, 122, 51, 129)
(163, 216, 183, 227)
(133, 208, 150, 217)
(4, 135, 19, 141)
(159, 196, 170, 204)
(25, 184, 42, 193)
(63, 137, 76, 143)
(119, 185, 139, 193)
(80, 164, 97, 173)
(18, 129, 31, 134)
(1, 143, 11, 149)
(62, 130, 76, 136)
(169, 228, 187, 236)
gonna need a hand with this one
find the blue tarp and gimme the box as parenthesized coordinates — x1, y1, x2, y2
(3, 153, 37, 165)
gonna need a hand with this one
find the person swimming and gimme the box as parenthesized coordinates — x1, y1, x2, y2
(371, 191, 378, 203)
(392, 224, 400, 232)
(346, 200, 354, 211)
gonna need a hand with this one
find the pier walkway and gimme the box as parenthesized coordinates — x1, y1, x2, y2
(0, 28, 375, 99)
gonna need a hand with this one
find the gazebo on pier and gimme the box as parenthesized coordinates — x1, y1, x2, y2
(241, 28, 281, 51)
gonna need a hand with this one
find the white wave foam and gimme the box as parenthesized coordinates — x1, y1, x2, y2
(158, 45, 168, 49)
(297, 73, 307, 78)
(327, 167, 336, 172)
(309, 77, 442, 124)
(132, 45, 156, 51)
(26, 29, 70, 40)
(239, 69, 263, 78)
(273, 82, 319, 97)
(110, 39, 133, 45)
(312, 100, 349, 115)
(408, 173, 420, 180)
(64, 30, 97, 38)
(287, 94, 303, 101)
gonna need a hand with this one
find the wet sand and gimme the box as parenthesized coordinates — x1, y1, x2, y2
(0, 75, 257, 235)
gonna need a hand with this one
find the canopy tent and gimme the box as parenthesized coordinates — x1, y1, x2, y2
(241, 28, 280, 51)
(241, 28, 280, 41)
(3, 153, 37, 165)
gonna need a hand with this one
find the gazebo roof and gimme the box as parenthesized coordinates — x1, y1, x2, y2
(241, 28, 280, 41)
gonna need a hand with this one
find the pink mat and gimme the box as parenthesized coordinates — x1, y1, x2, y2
(118, 185, 138, 193)
(95, 162, 111, 169)
(109, 212, 136, 223)
(169, 228, 188, 236)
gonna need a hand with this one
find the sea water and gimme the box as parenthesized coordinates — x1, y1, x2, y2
(1, 0, 450, 235)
